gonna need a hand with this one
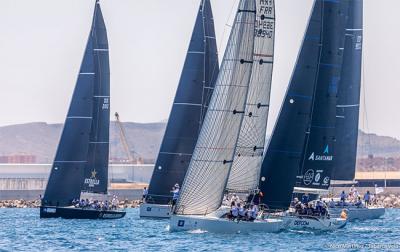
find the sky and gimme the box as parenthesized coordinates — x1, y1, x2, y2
(0, 0, 399, 139)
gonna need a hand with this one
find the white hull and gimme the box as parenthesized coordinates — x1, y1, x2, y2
(170, 214, 284, 233)
(283, 215, 347, 231)
(329, 206, 385, 221)
(139, 203, 171, 218)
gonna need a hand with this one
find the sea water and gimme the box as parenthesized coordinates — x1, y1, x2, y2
(0, 208, 399, 251)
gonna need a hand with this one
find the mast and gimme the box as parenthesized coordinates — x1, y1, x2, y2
(175, 0, 257, 215)
(331, 0, 363, 181)
(226, 0, 276, 192)
(43, 1, 106, 206)
(258, 0, 349, 210)
(146, 0, 219, 205)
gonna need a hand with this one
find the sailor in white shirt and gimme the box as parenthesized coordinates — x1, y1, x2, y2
(230, 193, 240, 205)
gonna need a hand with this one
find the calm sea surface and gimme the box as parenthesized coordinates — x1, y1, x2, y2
(0, 208, 399, 251)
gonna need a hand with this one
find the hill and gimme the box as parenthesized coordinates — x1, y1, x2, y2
(1, 122, 400, 166)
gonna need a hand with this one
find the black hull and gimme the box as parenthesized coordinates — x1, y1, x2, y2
(40, 206, 126, 219)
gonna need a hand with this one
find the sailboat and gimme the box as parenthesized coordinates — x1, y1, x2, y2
(40, 0, 125, 219)
(170, 0, 283, 233)
(140, 0, 219, 218)
(326, 0, 385, 221)
(258, 0, 351, 231)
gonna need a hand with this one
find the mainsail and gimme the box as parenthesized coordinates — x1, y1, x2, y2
(43, 1, 109, 206)
(332, 0, 363, 181)
(226, 0, 276, 192)
(259, 0, 349, 209)
(146, 0, 219, 205)
(176, 0, 257, 215)
(81, 1, 110, 194)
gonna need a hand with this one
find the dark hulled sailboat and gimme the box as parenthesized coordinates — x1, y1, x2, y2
(40, 0, 125, 219)
(141, 0, 219, 218)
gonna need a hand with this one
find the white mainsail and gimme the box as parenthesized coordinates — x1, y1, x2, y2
(226, 0, 276, 192)
(175, 0, 257, 215)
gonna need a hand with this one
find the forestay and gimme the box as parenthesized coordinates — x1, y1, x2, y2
(226, 0, 276, 192)
(332, 0, 363, 181)
(146, 0, 219, 205)
(176, 0, 257, 215)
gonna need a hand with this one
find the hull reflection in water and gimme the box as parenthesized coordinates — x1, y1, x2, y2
(40, 206, 126, 220)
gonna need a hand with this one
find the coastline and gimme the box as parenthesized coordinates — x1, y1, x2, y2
(0, 199, 142, 209)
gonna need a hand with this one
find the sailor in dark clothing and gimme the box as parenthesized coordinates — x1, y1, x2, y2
(301, 193, 310, 204)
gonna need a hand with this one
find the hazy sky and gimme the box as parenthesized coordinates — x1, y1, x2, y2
(0, 0, 399, 139)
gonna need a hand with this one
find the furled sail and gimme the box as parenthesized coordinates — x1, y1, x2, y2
(146, 0, 219, 205)
(259, 0, 330, 210)
(43, 1, 108, 206)
(81, 1, 110, 194)
(176, 0, 257, 215)
(226, 0, 275, 192)
(332, 0, 363, 181)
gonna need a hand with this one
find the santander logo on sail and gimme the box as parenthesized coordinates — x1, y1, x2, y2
(308, 145, 333, 161)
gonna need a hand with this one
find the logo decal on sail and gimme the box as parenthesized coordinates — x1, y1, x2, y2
(323, 145, 329, 154)
(303, 169, 314, 186)
(84, 170, 100, 187)
(314, 172, 321, 183)
(323, 176, 330, 186)
(308, 145, 333, 161)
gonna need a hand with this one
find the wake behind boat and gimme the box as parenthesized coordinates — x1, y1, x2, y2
(40, 0, 125, 220)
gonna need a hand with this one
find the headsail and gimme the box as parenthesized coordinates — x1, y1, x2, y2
(146, 0, 219, 205)
(43, 1, 108, 206)
(226, 0, 276, 192)
(295, 1, 349, 190)
(259, 0, 349, 210)
(332, 0, 363, 181)
(82, 1, 110, 194)
(176, 0, 257, 215)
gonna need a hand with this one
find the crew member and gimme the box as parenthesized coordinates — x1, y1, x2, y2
(364, 191, 371, 207)
(340, 191, 346, 206)
(171, 184, 180, 208)
(142, 187, 148, 203)
(301, 193, 310, 204)
(231, 204, 239, 221)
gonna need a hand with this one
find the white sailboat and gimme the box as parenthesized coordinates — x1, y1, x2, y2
(170, 0, 283, 233)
